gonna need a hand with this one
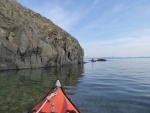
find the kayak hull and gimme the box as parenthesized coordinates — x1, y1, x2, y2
(28, 80, 79, 113)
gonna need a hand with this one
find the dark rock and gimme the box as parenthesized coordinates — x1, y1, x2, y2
(89, 58, 96, 62)
(97, 59, 107, 61)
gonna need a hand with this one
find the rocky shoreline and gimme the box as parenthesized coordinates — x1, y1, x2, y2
(0, 0, 84, 70)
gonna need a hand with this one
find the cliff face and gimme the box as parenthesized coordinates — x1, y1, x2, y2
(0, 0, 84, 70)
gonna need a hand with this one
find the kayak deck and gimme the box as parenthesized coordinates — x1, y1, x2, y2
(28, 80, 79, 113)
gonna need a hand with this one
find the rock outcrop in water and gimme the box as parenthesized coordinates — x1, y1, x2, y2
(0, 0, 84, 70)
(97, 59, 107, 61)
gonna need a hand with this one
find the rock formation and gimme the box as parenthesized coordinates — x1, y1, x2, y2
(0, 0, 84, 70)
(97, 59, 107, 61)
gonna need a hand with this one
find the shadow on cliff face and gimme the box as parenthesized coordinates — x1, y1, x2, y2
(0, 64, 84, 113)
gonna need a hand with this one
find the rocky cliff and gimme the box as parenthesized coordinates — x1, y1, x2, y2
(0, 0, 84, 70)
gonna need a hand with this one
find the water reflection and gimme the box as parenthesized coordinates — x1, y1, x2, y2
(0, 64, 84, 113)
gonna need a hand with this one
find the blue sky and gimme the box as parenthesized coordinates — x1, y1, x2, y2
(17, 0, 150, 57)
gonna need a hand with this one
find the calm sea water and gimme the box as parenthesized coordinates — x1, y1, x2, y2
(0, 58, 150, 113)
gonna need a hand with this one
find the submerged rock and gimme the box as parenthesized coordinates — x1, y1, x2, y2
(0, 0, 84, 70)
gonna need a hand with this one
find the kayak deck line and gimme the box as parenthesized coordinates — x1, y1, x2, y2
(36, 92, 57, 113)
(28, 80, 80, 113)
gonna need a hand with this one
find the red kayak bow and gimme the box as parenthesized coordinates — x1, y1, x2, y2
(28, 80, 80, 113)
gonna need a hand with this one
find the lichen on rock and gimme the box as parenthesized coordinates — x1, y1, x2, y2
(0, 0, 84, 70)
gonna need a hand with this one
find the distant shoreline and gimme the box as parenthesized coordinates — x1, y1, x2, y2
(84, 57, 150, 59)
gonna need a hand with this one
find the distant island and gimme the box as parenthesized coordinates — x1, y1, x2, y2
(89, 58, 107, 62)
(97, 59, 107, 61)
(85, 56, 150, 63)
